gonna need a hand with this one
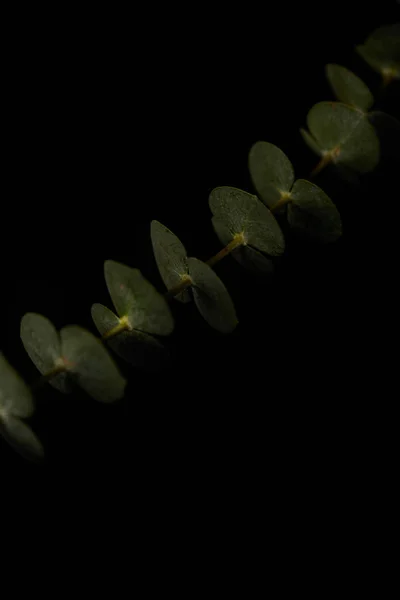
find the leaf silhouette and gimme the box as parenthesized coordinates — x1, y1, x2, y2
(248, 141, 295, 208)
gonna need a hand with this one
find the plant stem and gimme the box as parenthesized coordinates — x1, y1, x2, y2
(270, 193, 292, 214)
(165, 275, 193, 299)
(31, 363, 67, 391)
(102, 318, 130, 340)
(206, 233, 245, 268)
(310, 153, 332, 178)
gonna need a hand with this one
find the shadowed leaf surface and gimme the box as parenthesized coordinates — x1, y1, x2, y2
(91, 303, 170, 372)
(188, 257, 238, 333)
(288, 179, 343, 243)
(61, 326, 127, 403)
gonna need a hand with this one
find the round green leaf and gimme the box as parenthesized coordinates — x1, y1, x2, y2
(248, 141, 295, 208)
(325, 64, 374, 111)
(60, 326, 127, 403)
(356, 24, 400, 77)
(209, 187, 285, 257)
(91, 303, 169, 372)
(20, 313, 72, 393)
(150, 220, 191, 303)
(212, 217, 274, 275)
(104, 260, 174, 336)
(0, 353, 34, 418)
(187, 257, 238, 334)
(288, 179, 343, 243)
(306, 102, 380, 173)
(0, 415, 44, 462)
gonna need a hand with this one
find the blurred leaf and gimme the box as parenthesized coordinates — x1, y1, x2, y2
(209, 187, 285, 257)
(150, 220, 191, 303)
(0, 353, 34, 418)
(300, 128, 322, 157)
(212, 217, 274, 275)
(0, 415, 44, 462)
(91, 303, 170, 372)
(0, 354, 43, 462)
(248, 141, 295, 207)
(20, 313, 72, 393)
(104, 260, 174, 336)
(368, 111, 400, 162)
(61, 326, 127, 403)
(356, 24, 400, 78)
(187, 257, 238, 333)
(325, 64, 374, 111)
(306, 102, 380, 173)
(288, 179, 342, 243)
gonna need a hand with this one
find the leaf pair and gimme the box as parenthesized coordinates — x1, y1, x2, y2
(356, 23, 400, 83)
(249, 142, 342, 243)
(0, 353, 44, 461)
(151, 221, 238, 333)
(91, 260, 174, 369)
(21, 314, 126, 403)
(209, 186, 285, 274)
(300, 101, 380, 174)
(324, 63, 400, 164)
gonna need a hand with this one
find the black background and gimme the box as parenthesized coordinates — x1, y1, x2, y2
(1, 4, 399, 530)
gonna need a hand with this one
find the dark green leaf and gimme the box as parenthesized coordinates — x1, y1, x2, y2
(325, 64, 374, 111)
(91, 303, 169, 372)
(150, 220, 191, 303)
(209, 187, 285, 257)
(212, 217, 274, 275)
(248, 141, 295, 208)
(288, 179, 342, 243)
(187, 257, 238, 333)
(61, 326, 127, 403)
(306, 102, 380, 173)
(356, 24, 400, 78)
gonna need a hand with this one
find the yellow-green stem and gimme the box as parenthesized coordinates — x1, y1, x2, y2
(206, 233, 245, 268)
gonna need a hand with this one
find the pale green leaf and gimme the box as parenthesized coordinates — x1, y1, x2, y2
(104, 260, 174, 336)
